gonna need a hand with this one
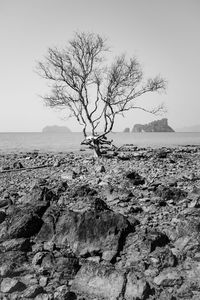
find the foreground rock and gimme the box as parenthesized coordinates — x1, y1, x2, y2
(0, 146, 200, 299)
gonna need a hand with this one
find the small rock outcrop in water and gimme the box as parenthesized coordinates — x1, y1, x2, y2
(123, 127, 130, 133)
(42, 125, 71, 133)
(132, 118, 174, 132)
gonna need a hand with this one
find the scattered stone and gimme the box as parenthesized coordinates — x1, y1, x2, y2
(0, 210, 6, 223)
(0, 278, 26, 293)
(154, 269, 183, 287)
(23, 285, 44, 298)
(0, 147, 200, 299)
(126, 171, 145, 185)
(13, 161, 24, 169)
(125, 272, 151, 300)
(71, 262, 124, 300)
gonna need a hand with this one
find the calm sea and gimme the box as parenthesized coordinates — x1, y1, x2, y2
(0, 132, 200, 153)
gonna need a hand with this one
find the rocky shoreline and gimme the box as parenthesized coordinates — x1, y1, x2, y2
(1, 145, 200, 299)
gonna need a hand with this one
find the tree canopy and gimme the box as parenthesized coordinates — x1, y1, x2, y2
(37, 32, 166, 155)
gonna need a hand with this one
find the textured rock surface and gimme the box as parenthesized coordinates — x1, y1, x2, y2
(71, 262, 124, 300)
(0, 146, 200, 299)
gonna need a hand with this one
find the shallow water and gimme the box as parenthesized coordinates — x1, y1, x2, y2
(0, 132, 200, 153)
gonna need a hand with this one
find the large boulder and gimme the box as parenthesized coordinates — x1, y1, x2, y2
(71, 262, 124, 300)
(7, 188, 52, 239)
(55, 207, 133, 261)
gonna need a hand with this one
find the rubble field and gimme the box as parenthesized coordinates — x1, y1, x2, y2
(1, 145, 200, 299)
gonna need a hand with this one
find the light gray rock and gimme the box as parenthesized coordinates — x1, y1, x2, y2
(71, 262, 124, 300)
(125, 272, 151, 300)
(0, 278, 25, 293)
(154, 269, 183, 287)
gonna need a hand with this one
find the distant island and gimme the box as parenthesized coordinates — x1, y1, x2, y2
(42, 125, 71, 133)
(123, 127, 130, 133)
(132, 118, 174, 132)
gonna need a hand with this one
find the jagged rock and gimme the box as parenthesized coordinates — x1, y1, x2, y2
(21, 186, 56, 205)
(32, 252, 45, 267)
(125, 272, 151, 300)
(39, 276, 48, 287)
(60, 170, 77, 181)
(21, 274, 38, 286)
(0, 211, 6, 224)
(35, 206, 60, 244)
(0, 251, 28, 277)
(132, 118, 174, 132)
(55, 254, 80, 281)
(8, 190, 51, 239)
(23, 285, 44, 298)
(1, 238, 31, 252)
(145, 230, 170, 252)
(63, 291, 77, 300)
(126, 171, 145, 185)
(0, 199, 11, 208)
(90, 197, 110, 212)
(13, 161, 24, 169)
(155, 185, 187, 201)
(8, 211, 44, 239)
(71, 262, 124, 300)
(0, 277, 26, 293)
(55, 208, 133, 261)
(149, 247, 176, 270)
(72, 184, 97, 197)
(154, 269, 183, 287)
(95, 165, 106, 173)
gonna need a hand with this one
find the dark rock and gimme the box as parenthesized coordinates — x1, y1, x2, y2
(126, 171, 145, 185)
(56, 255, 80, 280)
(0, 199, 11, 208)
(22, 186, 56, 205)
(73, 184, 97, 198)
(146, 230, 170, 252)
(8, 211, 44, 239)
(13, 161, 24, 169)
(90, 198, 110, 212)
(156, 150, 168, 159)
(149, 247, 177, 270)
(23, 285, 44, 298)
(95, 165, 106, 173)
(0, 250, 28, 277)
(0, 210, 6, 223)
(155, 185, 187, 201)
(55, 208, 133, 261)
(64, 291, 77, 300)
(1, 238, 31, 252)
(36, 206, 60, 243)
(0, 278, 26, 293)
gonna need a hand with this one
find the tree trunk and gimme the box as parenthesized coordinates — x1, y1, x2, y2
(93, 143, 102, 157)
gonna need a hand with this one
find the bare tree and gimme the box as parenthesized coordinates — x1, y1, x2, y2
(37, 32, 166, 156)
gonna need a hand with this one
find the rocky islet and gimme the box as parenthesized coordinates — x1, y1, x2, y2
(0, 145, 200, 299)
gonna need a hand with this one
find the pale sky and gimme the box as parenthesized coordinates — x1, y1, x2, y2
(0, 0, 200, 132)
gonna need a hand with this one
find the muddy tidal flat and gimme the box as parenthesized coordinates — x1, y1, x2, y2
(1, 145, 200, 299)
